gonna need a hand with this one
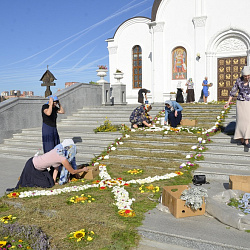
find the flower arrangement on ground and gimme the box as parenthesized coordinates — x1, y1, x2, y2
(68, 229, 95, 243)
(139, 184, 160, 193)
(127, 169, 143, 175)
(7, 192, 20, 198)
(118, 209, 136, 217)
(67, 194, 95, 204)
(0, 237, 32, 249)
(0, 215, 17, 224)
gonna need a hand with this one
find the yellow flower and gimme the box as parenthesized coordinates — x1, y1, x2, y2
(74, 230, 85, 240)
(0, 241, 7, 247)
(18, 239, 23, 242)
(87, 236, 93, 241)
(90, 231, 95, 234)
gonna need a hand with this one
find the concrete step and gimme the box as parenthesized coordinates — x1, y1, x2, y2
(194, 167, 250, 180)
(202, 149, 250, 161)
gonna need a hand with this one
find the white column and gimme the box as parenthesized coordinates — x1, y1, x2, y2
(148, 21, 165, 103)
(192, 16, 207, 101)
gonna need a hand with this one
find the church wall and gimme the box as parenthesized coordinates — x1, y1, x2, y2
(107, 0, 250, 104)
(108, 18, 152, 104)
(154, 0, 197, 101)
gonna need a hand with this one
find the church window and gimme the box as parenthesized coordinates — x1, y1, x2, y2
(172, 47, 187, 80)
(132, 45, 142, 88)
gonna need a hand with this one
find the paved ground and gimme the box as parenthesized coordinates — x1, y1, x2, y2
(0, 157, 26, 196)
(1, 158, 250, 249)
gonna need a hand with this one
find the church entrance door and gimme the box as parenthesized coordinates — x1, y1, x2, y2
(217, 56, 247, 101)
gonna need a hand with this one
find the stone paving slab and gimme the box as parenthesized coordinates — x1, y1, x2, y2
(0, 157, 26, 197)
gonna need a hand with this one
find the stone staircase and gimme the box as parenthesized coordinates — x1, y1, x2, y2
(1, 103, 249, 181)
(194, 105, 250, 179)
(0, 104, 159, 163)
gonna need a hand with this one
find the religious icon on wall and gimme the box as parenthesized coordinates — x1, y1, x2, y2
(172, 47, 187, 80)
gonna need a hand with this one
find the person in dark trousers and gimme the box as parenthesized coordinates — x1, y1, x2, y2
(42, 95, 64, 153)
(164, 100, 183, 128)
(138, 89, 150, 104)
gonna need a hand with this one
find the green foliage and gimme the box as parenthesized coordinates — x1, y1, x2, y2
(94, 118, 129, 133)
(89, 81, 99, 85)
(0, 203, 9, 212)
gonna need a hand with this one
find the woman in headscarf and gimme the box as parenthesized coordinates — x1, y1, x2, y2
(176, 81, 184, 103)
(164, 100, 183, 128)
(224, 66, 250, 147)
(42, 95, 65, 154)
(185, 78, 195, 103)
(129, 104, 152, 128)
(7, 139, 88, 191)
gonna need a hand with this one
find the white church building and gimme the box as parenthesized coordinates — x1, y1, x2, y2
(106, 0, 250, 104)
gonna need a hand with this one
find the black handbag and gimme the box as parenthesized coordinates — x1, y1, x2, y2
(192, 175, 209, 186)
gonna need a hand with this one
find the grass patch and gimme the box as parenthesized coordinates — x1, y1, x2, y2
(0, 104, 223, 249)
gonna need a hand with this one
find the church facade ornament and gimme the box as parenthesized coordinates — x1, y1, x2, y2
(192, 16, 207, 27)
(217, 38, 247, 52)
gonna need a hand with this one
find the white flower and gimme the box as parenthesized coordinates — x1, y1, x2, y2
(131, 129, 136, 132)
(125, 134, 130, 138)
(191, 146, 197, 150)
(217, 116, 221, 120)
(197, 137, 202, 142)
(111, 147, 116, 151)
(186, 155, 192, 159)
(103, 155, 109, 159)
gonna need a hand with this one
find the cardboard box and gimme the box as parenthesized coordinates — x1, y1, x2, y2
(78, 166, 100, 180)
(180, 119, 197, 126)
(162, 185, 205, 218)
(229, 175, 250, 192)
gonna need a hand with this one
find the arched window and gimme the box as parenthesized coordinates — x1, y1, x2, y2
(172, 47, 187, 80)
(132, 45, 142, 88)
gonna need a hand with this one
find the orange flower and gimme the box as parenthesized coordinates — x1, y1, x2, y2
(175, 171, 184, 175)
(118, 209, 136, 217)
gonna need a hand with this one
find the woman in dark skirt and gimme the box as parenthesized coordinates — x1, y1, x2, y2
(185, 78, 195, 103)
(164, 100, 183, 128)
(7, 139, 88, 191)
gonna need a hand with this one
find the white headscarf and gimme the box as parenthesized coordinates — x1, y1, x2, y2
(54, 139, 76, 163)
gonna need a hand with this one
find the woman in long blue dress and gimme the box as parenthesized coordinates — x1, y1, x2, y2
(202, 77, 209, 104)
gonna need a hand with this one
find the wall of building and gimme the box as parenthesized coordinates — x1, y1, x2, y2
(108, 0, 250, 103)
(0, 83, 102, 143)
(107, 17, 152, 104)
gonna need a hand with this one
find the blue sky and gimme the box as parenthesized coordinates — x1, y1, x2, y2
(0, 0, 154, 96)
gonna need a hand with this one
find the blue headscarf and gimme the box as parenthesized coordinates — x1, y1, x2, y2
(46, 95, 59, 104)
(54, 139, 76, 163)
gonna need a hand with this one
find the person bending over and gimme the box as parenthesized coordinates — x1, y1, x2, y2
(6, 139, 88, 191)
(164, 100, 183, 128)
(130, 104, 152, 128)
